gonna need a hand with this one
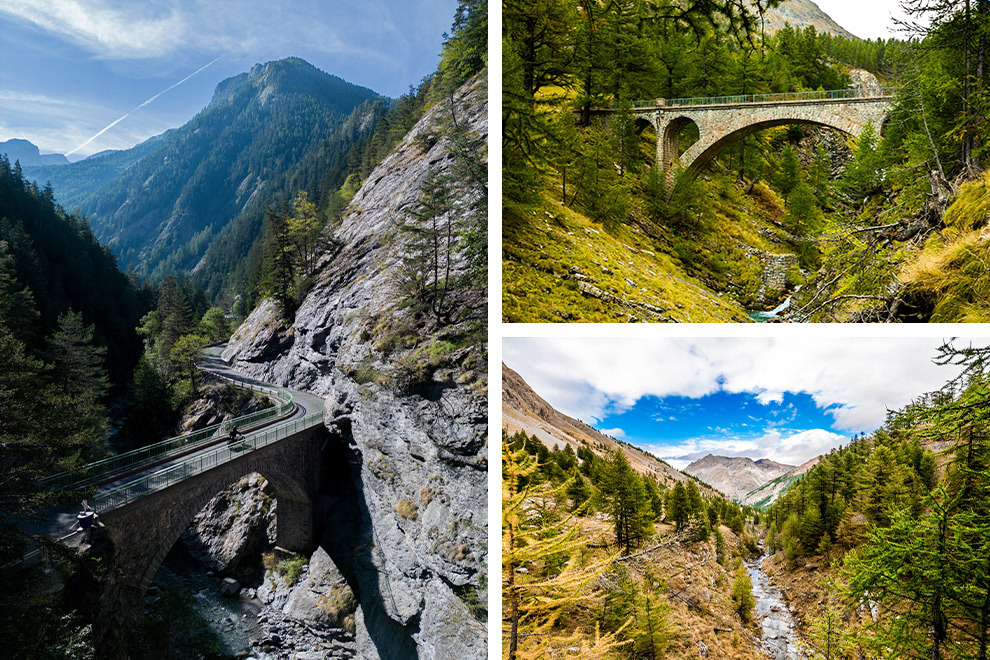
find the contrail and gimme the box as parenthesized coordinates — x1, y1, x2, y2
(67, 56, 222, 157)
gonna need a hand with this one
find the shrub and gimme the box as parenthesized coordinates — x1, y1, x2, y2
(732, 566, 756, 625)
(396, 499, 419, 520)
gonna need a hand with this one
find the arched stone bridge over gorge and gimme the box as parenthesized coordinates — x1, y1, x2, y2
(29, 345, 331, 657)
(617, 89, 896, 177)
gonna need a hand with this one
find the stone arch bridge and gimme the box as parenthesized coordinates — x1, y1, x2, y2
(26, 347, 331, 657)
(614, 89, 895, 177)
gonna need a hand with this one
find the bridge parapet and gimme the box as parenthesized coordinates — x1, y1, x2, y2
(94, 410, 324, 512)
(39, 379, 295, 493)
(624, 87, 898, 110)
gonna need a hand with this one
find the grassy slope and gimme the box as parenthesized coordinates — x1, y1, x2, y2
(899, 171, 990, 321)
(503, 155, 805, 323)
(566, 515, 769, 660)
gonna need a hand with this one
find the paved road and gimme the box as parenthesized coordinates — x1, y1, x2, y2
(29, 344, 325, 551)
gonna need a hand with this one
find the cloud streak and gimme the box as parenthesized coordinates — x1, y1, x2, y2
(66, 56, 220, 156)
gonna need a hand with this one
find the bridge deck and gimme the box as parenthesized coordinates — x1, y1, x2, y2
(27, 347, 325, 554)
(621, 87, 898, 111)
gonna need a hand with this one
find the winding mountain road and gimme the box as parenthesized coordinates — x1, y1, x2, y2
(30, 344, 325, 552)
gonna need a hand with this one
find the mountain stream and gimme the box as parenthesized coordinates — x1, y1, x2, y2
(746, 554, 804, 660)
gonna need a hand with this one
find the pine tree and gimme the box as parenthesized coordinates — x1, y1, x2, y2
(502, 445, 623, 659)
(668, 482, 690, 530)
(596, 450, 651, 552)
(397, 168, 458, 327)
(732, 565, 756, 625)
(47, 311, 108, 402)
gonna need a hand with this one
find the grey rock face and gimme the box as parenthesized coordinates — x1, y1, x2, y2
(181, 473, 277, 582)
(223, 74, 488, 660)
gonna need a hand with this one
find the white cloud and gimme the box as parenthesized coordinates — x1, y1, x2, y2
(0, 0, 444, 65)
(2, 1, 187, 58)
(815, 0, 914, 39)
(504, 337, 990, 435)
(598, 428, 626, 439)
(651, 428, 848, 469)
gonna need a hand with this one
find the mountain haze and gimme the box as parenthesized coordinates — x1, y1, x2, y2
(683, 454, 795, 501)
(1, 139, 68, 166)
(28, 58, 390, 301)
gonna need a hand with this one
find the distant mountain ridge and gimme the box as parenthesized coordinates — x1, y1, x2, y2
(757, 0, 858, 40)
(0, 138, 68, 166)
(24, 57, 391, 302)
(683, 454, 795, 501)
(740, 455, 821, 508)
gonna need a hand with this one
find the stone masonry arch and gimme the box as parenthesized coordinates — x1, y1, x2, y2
(91, 424, 327, 651)
(635, 96, 893, 178)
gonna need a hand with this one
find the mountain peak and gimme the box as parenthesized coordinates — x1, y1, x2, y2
(684, 454, 796, 501)
(209, 57, 385, 112)
(1, 138, 68, 166)
(758, 0, 858, 40)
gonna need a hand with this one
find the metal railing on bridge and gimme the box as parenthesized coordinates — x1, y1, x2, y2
(626, 87, 899, 109)
(38, 381, 295, 493)
(93, 410, 325, 512)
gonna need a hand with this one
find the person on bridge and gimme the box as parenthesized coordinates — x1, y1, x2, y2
(76, 502, 98, 542)
(227, 425, 244, 446)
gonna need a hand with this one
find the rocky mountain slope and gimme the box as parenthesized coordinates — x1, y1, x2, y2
(221, 72, 488, 660)
(503, 363, 698, 489)
(757, 0, 858, 39)
(739, 455, 821, 507)
(683, 454, 795, 501)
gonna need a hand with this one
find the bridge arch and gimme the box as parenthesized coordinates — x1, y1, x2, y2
(634, 94, 894, 179)
(661, 116, 700, 171)
(683, 117, 849, 177)
(96, 426, 326, 623)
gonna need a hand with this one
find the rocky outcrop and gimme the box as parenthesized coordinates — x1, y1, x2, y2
(177, 381, 272, 433)
(222, 73, 488, 659)
(180, 472, 277, 582)
(755, 0, 858, 40)
(256, 547, 359, 659)
(849, 68, 884, 97)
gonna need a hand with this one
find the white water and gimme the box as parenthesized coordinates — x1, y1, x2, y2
(746, 555, 804, 660)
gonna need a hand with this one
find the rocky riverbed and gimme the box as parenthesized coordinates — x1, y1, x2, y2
(147, 473, 359, 659)
(746, 555, 804, 660)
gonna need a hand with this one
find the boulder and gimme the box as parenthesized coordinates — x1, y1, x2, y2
(220, 577, 241, 597)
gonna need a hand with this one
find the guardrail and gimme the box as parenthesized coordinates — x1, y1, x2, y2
(625, 87, 898, 109)
(38, 380, 294, 493)
(93, 411, 325, 512)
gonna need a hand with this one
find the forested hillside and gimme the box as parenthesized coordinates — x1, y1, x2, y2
(503, 0, 990, 322)
(0, 156, 146, 381)
(757, 341, 990, 658)
(25, 59, 390, 306)
(503, 429, 766, 659)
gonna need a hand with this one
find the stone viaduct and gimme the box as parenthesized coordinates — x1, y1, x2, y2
(97, 425, 327, 619)
(624, 90, 895, 177)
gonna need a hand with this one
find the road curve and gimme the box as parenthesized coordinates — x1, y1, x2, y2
(33, 344, 325, 550)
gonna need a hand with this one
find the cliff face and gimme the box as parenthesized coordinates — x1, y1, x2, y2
(222, 73, 488, 659)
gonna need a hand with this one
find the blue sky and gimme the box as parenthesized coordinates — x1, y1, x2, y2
(0, 0, 457, 158)
(504, 337, 990, 469)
